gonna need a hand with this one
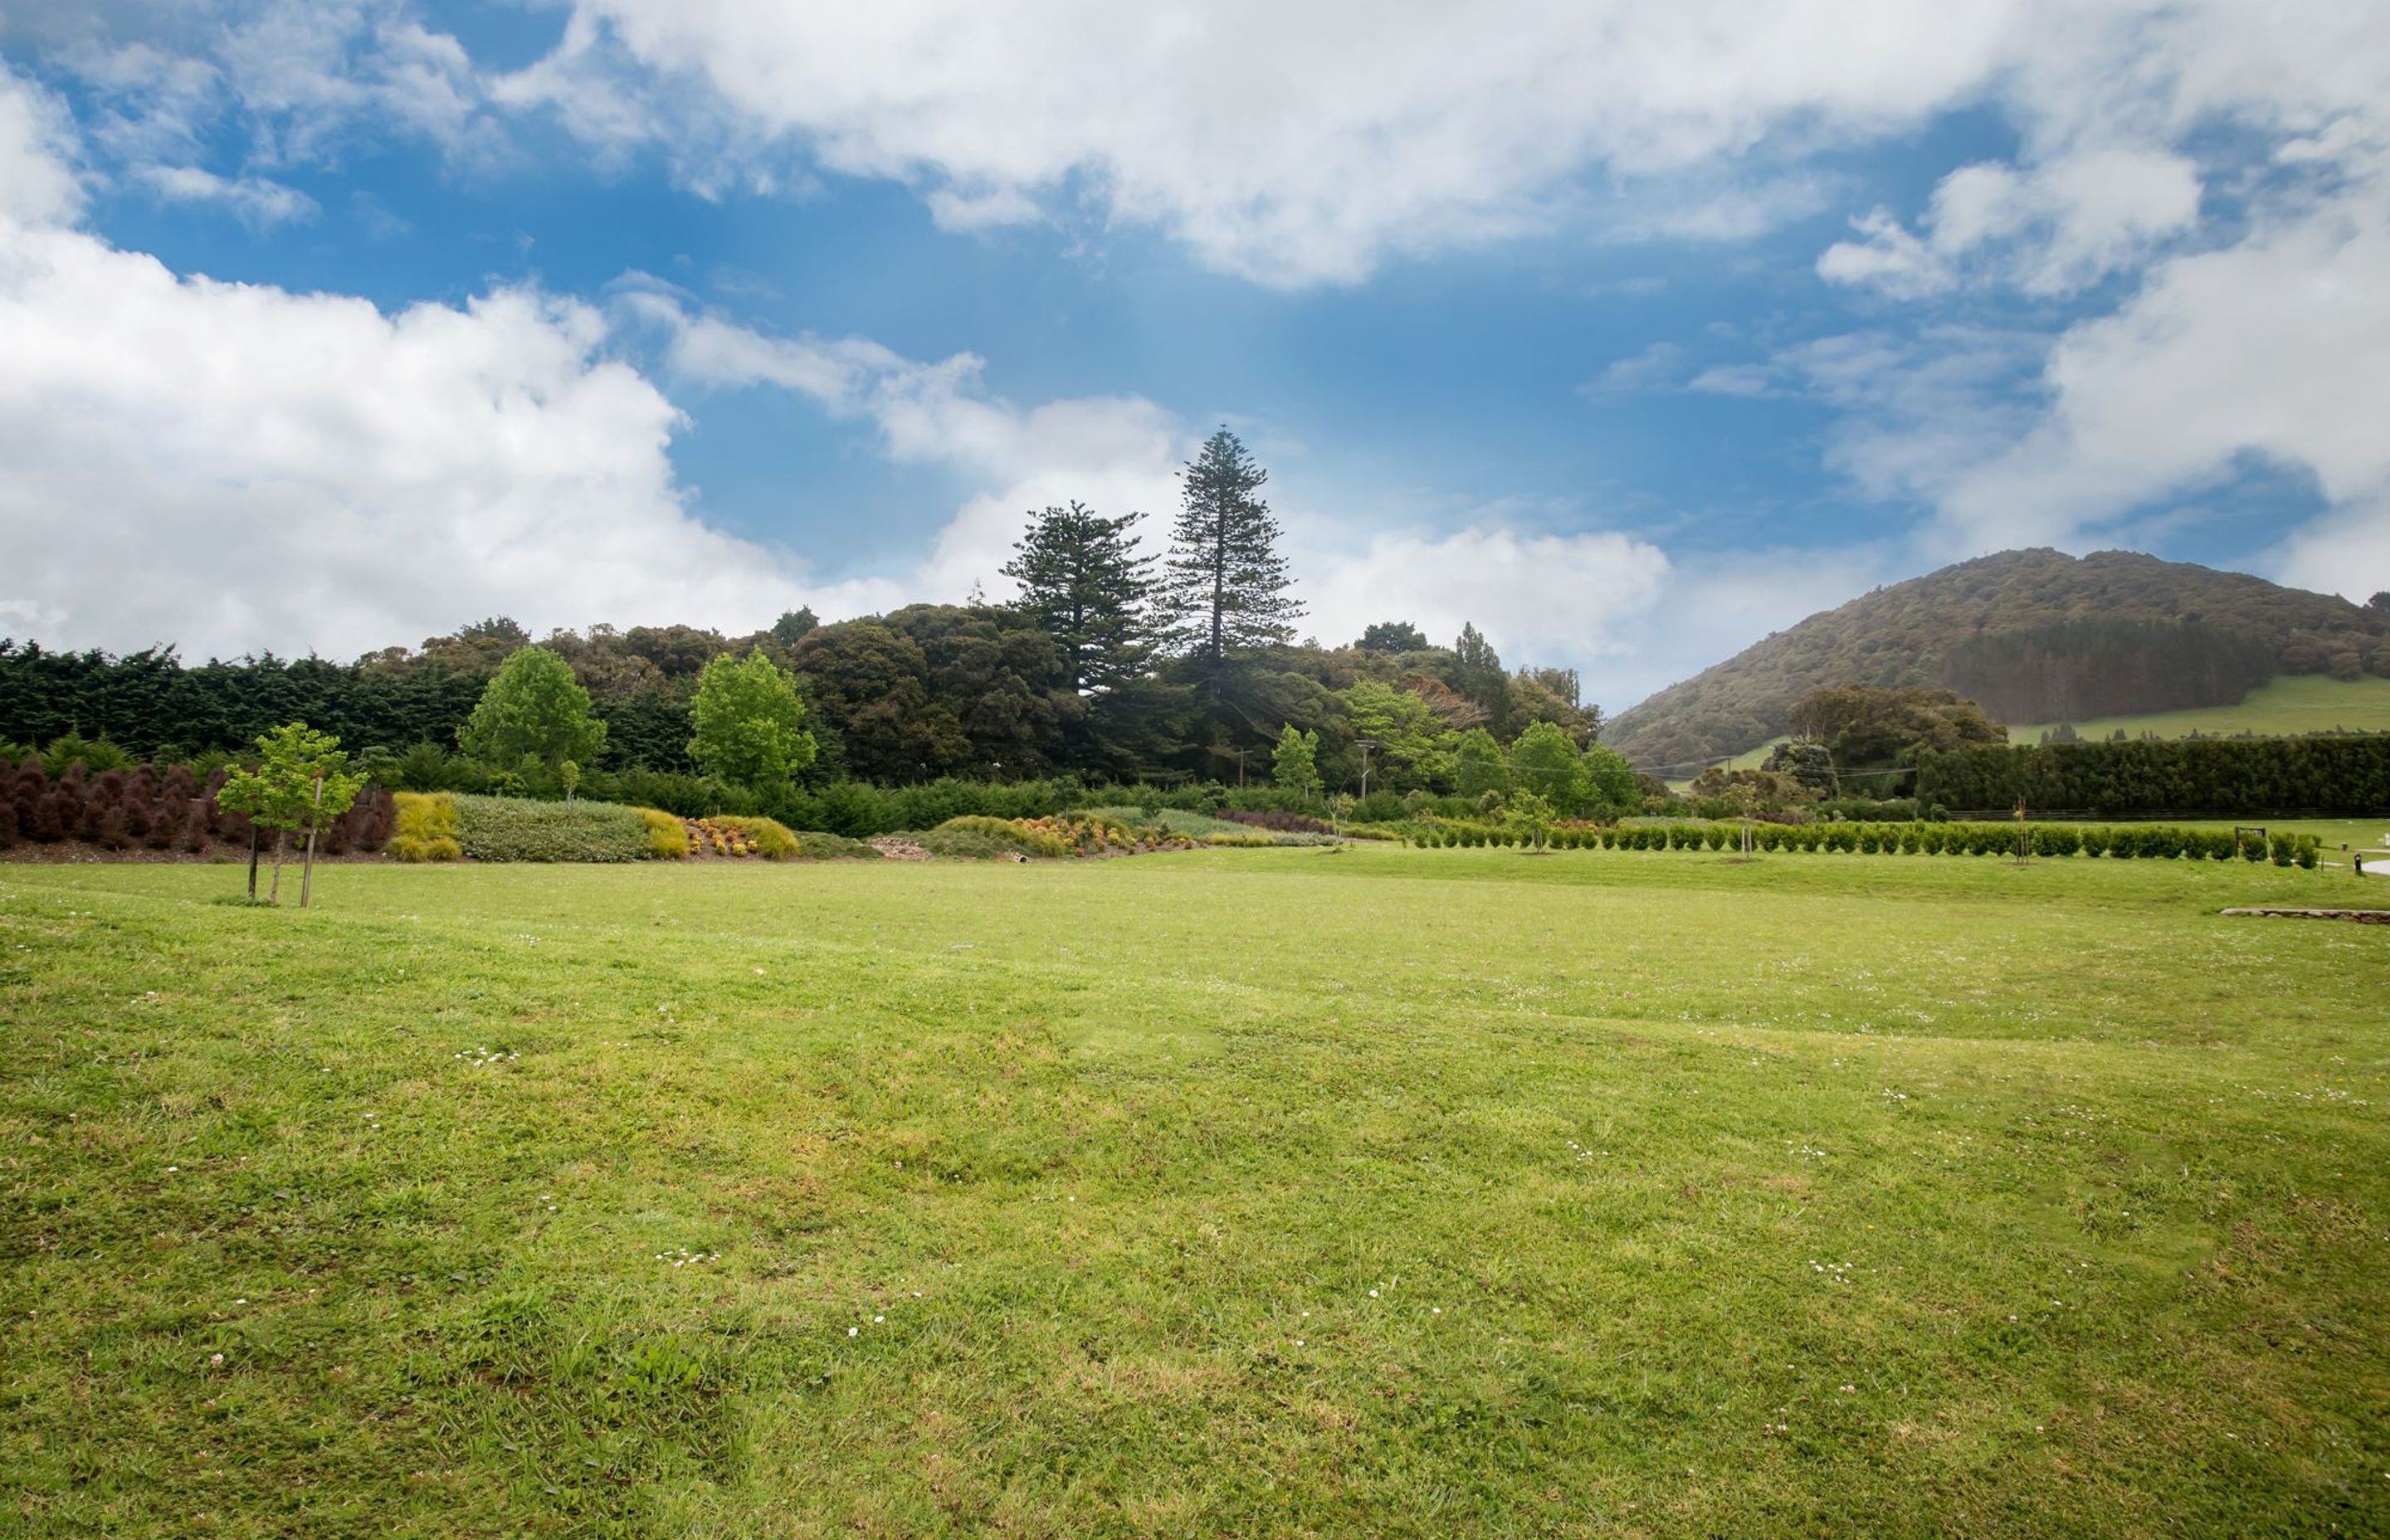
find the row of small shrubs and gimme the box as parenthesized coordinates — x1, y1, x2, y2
(1412, 820, 2324, 867)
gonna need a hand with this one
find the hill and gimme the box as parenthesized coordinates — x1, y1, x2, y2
(1607, 549, 2390, 768)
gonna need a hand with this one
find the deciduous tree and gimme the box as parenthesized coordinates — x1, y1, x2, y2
(459, 646, 607, 770)
(689, 648, 818, 790)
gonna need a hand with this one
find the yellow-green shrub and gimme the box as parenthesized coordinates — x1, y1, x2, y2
(638, 807, 686, 860)
(388, 792, 462, 862)
(712, 815, 800, 860)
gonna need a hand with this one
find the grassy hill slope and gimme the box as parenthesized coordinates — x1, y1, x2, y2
(2007, 674, 2390, 744)
(1608, 548, 2389, 768)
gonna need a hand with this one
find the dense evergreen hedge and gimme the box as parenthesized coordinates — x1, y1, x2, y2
(1912, 735, 2390, 817)
(1412, 820, 2323, 867)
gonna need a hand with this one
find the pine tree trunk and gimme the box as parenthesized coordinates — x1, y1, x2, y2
(299, 774, 325, 908)
(246, 824, 259, 899)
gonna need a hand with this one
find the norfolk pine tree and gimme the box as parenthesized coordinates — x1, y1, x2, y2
(1002, 502, 1155, 692)
(1159, 429, 1302, 688)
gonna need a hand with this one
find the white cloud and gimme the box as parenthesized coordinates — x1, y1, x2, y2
(0, 64, 81, 224)
(1298, 524, 1673, 674)
(134, 163, 317, 226)
(0, 71, 885, 661)
(1821, 149, 2204, 297)
(1933, 204, 2390, 596)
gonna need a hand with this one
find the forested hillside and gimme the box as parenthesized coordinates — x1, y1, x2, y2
(1607, 549, 2390, 768)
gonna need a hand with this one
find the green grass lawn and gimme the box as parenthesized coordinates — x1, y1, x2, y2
(2007, 675, 2390, 744)
(3, 848, 2387, 1537)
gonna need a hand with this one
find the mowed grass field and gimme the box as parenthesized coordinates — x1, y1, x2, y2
(3, 848, 2388, 1538)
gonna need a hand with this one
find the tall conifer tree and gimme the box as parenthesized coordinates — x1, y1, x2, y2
(1158, 429, 1302, 668)
(1002, 502, 1154, 692)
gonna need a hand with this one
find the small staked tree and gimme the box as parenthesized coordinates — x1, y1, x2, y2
(1158, 428, 1302, 686)
(216, 723, 362, 905)
(460, 646, 607, 772)
(1505, 789, 1556, 853)
(688, 647, 818, 790)
(1002, 501, 1155, 692)
(1271, 724, 1320, 803)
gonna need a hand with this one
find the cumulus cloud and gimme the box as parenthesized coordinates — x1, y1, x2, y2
(1820, 149, 2204, 297)
(134, 163, 317, 226)
(0, 71, 882, 662)
(1936, 206, 2390, 593)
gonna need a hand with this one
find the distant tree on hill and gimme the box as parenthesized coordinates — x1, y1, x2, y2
(1159, 429, 1302, 675)
(1509, 665, 1602, 743)
(1003, 501, 1154, 692)
(1451, 622, 1509, 729)
(1763, 741, 1838, 795)
(2368, 592, 2389, 613)
(1788, 685, 2004, 768)
(772, 608, 819, 646)
(1358, 621, 1429, 653)
(689, 647, 817, 790)
(460, 647, 607, 771)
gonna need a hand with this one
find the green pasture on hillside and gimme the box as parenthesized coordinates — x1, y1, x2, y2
(2, 849, 2387, 1537)
(2006, 675, 2390, 745)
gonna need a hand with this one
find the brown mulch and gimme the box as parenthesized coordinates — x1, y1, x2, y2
(866, 836, 933, 861)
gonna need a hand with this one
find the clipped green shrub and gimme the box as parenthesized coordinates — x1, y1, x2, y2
(453, 794, 650, 862)
(794, 831, 881, 860)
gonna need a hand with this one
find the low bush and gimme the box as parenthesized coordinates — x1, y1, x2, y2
(793, 831, 881, 860)
(1220, 807, 1335, 836)
(912, 826, 1027, 860)
(453, 794, 650, 863)
(388, 792, 464, 862)
(637, 807, 686, 860)
(710, 815, 802, 860)
(934, 814, 1075, 859)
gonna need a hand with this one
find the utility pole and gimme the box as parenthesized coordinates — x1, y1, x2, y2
(1355, 738, 1380, 800)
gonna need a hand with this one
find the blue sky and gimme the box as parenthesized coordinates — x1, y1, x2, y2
(1, 1, 2384, 712)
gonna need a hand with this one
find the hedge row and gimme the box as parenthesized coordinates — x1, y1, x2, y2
(1412, 820, 2323, 867)
(1914, 734, 2390, 817)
